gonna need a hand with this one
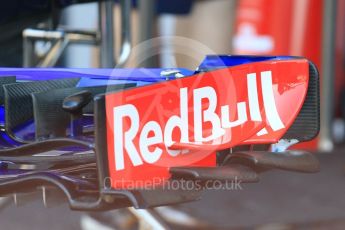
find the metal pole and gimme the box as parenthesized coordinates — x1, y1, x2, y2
(138, 0, 156, 67)
(319, 0, 337, 151)
(38, 38, 69, 67)
(99, 0, 115, 68)
(117, 0, 132, 67)
(23, 32, 35, 67)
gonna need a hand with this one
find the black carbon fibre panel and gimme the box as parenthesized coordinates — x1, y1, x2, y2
(3, 78, 80, 137)
(283, 61, 320, 142)
(0, 76, 16, 105)
(32, 83, 135, 139)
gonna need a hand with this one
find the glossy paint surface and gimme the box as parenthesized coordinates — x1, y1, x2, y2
(105, 59, 309, 188)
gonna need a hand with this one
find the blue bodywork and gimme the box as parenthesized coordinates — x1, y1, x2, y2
(197, 55, 298, 72)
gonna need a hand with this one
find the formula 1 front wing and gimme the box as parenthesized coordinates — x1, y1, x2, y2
(0, 55, 320, 210)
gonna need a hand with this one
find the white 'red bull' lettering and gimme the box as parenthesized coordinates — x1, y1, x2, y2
(164, 88, 189, 156)
(221, 102, 247, 128)
(260, 71, 285, 131)
(113, 71, 284, 171)
(193, 86, 225, 142)
(247, 71, 285, 134)
(247, 73, 262, 121)
(139, 121, 163, 163)
(114, 104, 143, 170)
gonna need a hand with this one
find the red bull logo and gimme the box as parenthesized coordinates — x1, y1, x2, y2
(105, 59, 309, 188)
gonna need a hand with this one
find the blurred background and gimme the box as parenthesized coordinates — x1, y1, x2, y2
(0, 0, 344, 229)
